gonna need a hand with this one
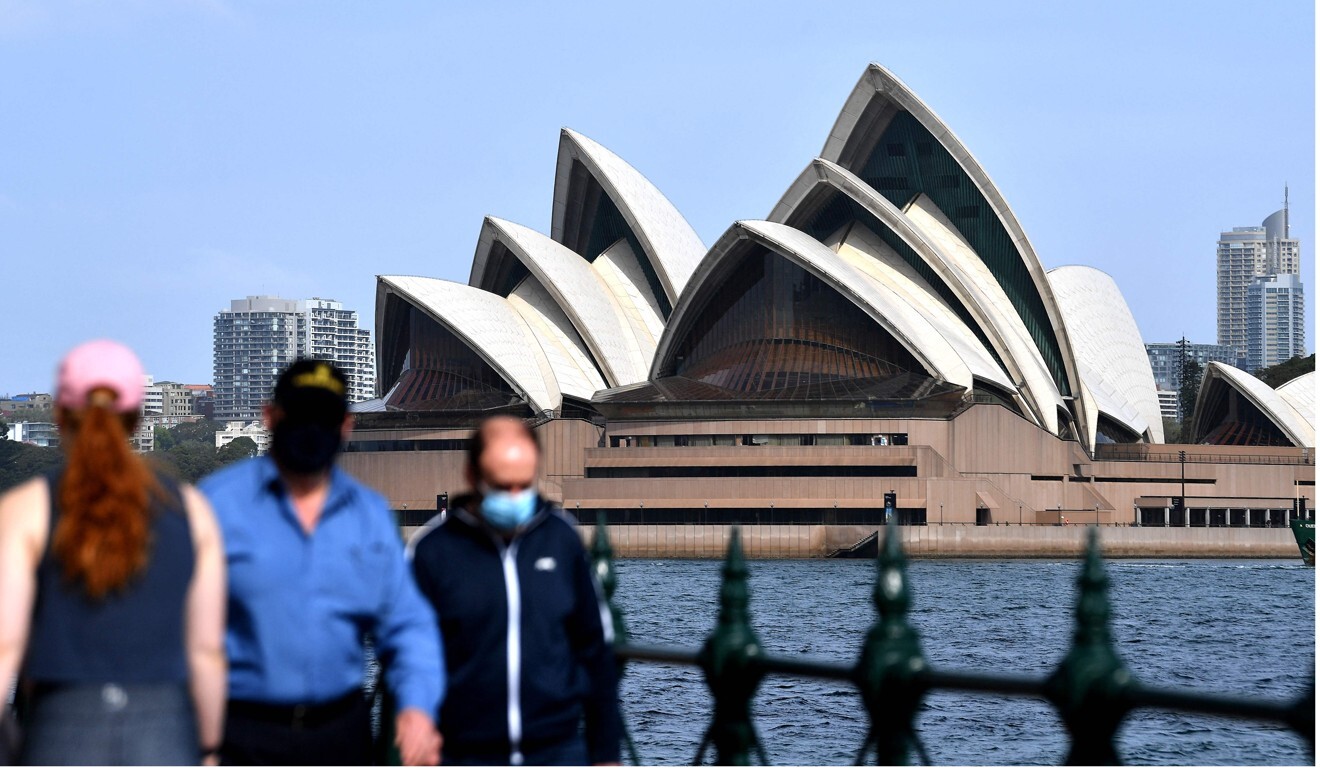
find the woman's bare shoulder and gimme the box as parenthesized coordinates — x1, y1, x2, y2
(0, 477, 50, 548)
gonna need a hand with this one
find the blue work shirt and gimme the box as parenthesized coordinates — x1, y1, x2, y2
(199, 456, 443, 715)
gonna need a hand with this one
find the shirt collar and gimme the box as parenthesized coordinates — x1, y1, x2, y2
(255, 455, 356, 513)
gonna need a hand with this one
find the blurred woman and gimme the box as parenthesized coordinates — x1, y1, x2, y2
(0, 339, 226, 765)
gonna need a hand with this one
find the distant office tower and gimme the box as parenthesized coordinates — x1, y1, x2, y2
(1217, 191, 1301, 365)
(1245, 274, 1306, 372)
(1144, 340, 1237, 391)
(213, 296, 375, 421)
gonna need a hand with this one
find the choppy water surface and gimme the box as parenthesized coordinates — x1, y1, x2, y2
(612, 558, 1314, 766)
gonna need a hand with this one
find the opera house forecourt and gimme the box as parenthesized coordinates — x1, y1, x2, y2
(341, 64, 1314, 557)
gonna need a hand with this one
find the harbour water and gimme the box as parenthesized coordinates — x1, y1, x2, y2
(612, 558, 1315, 766)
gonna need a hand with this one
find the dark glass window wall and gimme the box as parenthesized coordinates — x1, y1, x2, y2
(854, 111, 1070, 396)
(384, 303, 529, 413)
(558, 160, 672, 317)
(662, 247, 925, 392)
(1193, 381, 1293, 446)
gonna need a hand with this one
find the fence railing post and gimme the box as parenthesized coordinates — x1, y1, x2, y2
(591, 513, 641, 766)
(1045, 527, 1135, 765)
(696, 525, 767, 765)
(605, 521, 1308, 765)
(856, 519, 930, 765)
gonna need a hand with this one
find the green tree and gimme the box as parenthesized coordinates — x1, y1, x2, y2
(1176, 340, 1203, 441)
(159, 440, 221, 484)
(0, 440, 63, 493)
(216, 436, 258, 466)
(9, 407, 54, 425)
(168, 419, 222, 446)
(1254, 353, 1316, 388)
(154, 424, 177, 453)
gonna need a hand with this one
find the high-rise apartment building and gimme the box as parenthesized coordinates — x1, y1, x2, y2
(298, 298, 376, 404)
(1245, 274, 1305, 372)
(1216, 193, 1301, 365)
(213, 296, 375, 421)
(1144, 340, 1237, 391)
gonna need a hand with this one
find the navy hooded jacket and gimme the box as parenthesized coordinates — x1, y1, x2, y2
(408, 495, 621, 764)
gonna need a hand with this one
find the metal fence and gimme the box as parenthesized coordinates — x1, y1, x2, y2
(590, 517, 1315, 765)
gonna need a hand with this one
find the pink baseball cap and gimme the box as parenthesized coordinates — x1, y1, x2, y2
(55, 339, 145, 412)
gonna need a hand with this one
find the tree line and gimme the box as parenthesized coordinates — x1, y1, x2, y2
(0, 418, 258, 493)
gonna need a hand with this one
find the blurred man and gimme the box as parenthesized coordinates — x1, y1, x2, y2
(199, 360, 443, 765)
(409, 416, 621, 766)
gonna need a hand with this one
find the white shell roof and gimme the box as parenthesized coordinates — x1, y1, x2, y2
(819, 63, 1088, 442)
(654, 219, 977, 390)
(1199, 362, 1314, 447)
(902, 195, 1066, 435)
(378, 275, 560, 412)
(551, 128, 706, 304)
(831, 221, 1017, 393)
(471, 217, 651, 386)
(507, 276, 607, 401)
(1047, 266, 1164, 443)
(1276, 371, 1316, 435)
(768, 158, 1063, 432)
(593, 237, 667, 352)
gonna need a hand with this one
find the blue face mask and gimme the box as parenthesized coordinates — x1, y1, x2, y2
(479, 487, 538, 531)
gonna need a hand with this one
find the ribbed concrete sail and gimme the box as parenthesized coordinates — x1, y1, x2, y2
(378, 275, 560, 413)
(829, 221, 1017, 393)
(769, 158, 1059, 430)
(1277, 372, 1315, 434)
(471, 217, 651, 386)
(819, 62, 1090, 444)
(1048, 265, 1164, 444)
(1193, 362, 1313, 447)
(593, 237, 667, 352)
(551, 128, 706, 307)
(506, 276, 607, 400)
(654, 220, 979, 390)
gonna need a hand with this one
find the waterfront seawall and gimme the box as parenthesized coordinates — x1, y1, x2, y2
(400, 523, 1298, 558)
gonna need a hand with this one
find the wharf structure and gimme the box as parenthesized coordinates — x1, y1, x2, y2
(342, 64, 1314, 557)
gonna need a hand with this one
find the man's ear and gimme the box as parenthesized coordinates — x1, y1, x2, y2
(263, 403, 277, 432)
(340, 413, 355, 442)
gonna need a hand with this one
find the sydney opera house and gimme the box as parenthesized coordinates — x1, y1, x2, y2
(341, 64, 1313, 545)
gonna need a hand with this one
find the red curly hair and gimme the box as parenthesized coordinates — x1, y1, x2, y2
(53, 389, 161, 599)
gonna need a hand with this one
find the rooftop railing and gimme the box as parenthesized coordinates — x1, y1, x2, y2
(591, 516, 1315, 765)
(1093, 445, 1311, 466)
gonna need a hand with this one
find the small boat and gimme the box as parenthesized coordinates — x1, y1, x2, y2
(1289, 518, 1315, 566)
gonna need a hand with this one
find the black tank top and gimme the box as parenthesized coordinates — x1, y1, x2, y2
(25, 470, 194, 684)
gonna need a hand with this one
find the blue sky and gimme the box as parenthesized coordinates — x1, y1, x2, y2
(1, 0, 1313, 394)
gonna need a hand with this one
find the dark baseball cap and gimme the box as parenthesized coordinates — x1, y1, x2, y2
(272, 359, 349, 426)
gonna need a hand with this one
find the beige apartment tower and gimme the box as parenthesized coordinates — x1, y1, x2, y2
(1217, 193, 1300, 366)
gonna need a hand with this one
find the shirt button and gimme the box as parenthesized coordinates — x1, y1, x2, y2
(102, 684, 128, 711)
